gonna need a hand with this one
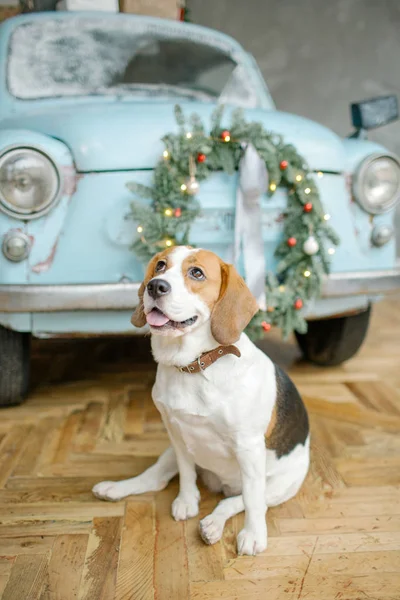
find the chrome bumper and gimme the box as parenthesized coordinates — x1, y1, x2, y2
(0, 268, 399, 313)
(321, 268, 400, 297)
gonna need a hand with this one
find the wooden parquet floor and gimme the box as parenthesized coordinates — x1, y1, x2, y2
(1, 299, 400, 600)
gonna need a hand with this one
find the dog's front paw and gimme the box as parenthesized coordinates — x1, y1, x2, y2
(172, 493, 199, 521)
(237, 527, 267, 556)
(92, 481, 126, 502)
(199, 514, 224, 545)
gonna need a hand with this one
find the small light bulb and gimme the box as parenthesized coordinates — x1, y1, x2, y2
(180, 184, 187, 191)
(165, 239, 173, 247)
(279, 285, 285, 292)
(328, 247, 335, 255)
(295, 174, 303, 182)
(164, 208, 173, 217)
(186, 132, 192, 139)
(163, 150, 169, 158)
(324, 213, 331, 221)
(304, 270, 311, 278)
(317, 171, 323, 178)
(304, 187, 311, 195)
(269, 183, 277, 192)
(224, 135, 231, 142)
(137, 226, 143, 233)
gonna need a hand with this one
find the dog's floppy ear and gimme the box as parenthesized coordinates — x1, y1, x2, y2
(131, 280, 147, 328)
(211, 263, 259, 345)
(131, 253, 162, 328)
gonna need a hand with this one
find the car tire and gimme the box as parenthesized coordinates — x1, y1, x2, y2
(0, 325, 30, 407)
(295, 306, 371, 367)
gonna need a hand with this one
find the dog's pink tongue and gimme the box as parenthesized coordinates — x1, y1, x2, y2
(146, 309, 170, 327)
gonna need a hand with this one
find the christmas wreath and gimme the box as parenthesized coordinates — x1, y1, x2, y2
(127, 105, 340, 339)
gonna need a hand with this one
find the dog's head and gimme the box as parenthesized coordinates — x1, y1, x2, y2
(131, 246, 259, 345)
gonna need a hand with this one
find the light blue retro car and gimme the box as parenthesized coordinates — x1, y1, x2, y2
(0, 12, 399, 405)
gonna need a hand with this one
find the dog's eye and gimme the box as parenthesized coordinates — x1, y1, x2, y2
(189, 267, 205, 281)
(155, 260, 166, 273)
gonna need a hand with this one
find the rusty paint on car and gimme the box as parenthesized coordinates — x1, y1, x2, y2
(31, 239, 59, 273)
(61, 165, 83, 196)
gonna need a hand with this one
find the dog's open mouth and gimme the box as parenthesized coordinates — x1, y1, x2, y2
(146, 307, 198, 329)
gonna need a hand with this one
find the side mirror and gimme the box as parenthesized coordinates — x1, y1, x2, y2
(350, 96, 398, 137)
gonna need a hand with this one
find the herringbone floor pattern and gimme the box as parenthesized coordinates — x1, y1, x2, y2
(0, 299, 400, 599)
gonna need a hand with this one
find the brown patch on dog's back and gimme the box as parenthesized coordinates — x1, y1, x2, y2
(265, 365, 309, 458)
(265, 405, 277, 438)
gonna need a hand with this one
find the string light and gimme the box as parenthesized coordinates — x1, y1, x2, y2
(304, 187, 311, 195)
(165, 239, 173, 247)
(186, 132, 192, 139)
(163, 150, 169, 158)
(303, 270, 311, 278)
(180, 183, 187, 191)
(295, 174, 303, 182)
(279, 285, 286, 292)
(269, 182, 277, 192)
(224, 135, 231, 142)
(164, 208, 173, 217)
(317, 171, 323, 178)
(137, 226, 143, 233)
(324, 213, 331, 221)
(328, 247, 336, 255)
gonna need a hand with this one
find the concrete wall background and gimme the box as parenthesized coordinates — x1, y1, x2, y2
(191, 0, 400, 246)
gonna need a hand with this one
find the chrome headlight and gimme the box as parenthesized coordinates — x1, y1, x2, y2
(353, 154, 400, 214)
(0, 148, 60, 219)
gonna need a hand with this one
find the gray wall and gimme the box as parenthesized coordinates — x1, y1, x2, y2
(191, 0, 400, 244)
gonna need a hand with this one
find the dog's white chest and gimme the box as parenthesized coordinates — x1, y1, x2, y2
(168, 408, 232, 461)
(153, 370, 238, 472)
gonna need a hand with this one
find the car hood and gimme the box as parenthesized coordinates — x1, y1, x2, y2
(2, 101, 345, 172)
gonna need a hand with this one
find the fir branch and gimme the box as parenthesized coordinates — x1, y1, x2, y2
(174, 105, 185, 129)
(126, 182, 153, 199)
(210, 105, 225, 134)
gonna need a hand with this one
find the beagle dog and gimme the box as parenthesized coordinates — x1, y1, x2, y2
(93, 246, 309, 556)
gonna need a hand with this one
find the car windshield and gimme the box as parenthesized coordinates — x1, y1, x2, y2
(8, 18, 259, 107)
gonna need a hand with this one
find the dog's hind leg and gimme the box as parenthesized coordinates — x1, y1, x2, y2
(197, 468, 223, 493)
(92, 447, 178, 501)
(199, 494, 245, 545)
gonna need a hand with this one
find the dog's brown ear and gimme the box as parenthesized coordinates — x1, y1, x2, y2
(131, 281, 147, 328)
(211, 263, 259, 345)
(131, 253, 163, 328)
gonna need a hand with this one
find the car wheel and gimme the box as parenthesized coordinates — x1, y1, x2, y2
(295, 306, 371, 367)
(0, 325, 30, 407)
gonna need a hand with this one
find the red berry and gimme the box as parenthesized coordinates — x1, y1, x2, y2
(261, 321, 271, 332)
(174, 207, 182, 217)
(304, 202, 313, 213)
(197, 153, 206, 163)
(294, 299, 303, 310)
(287, 237, 297, 247)
(221, 130, 231, 141)
(280, 160, 289, 170)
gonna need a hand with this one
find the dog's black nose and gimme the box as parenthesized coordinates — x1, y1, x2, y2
(147, 278, 171, 299)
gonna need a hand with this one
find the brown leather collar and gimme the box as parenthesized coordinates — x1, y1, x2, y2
(176, 345, 241, 374)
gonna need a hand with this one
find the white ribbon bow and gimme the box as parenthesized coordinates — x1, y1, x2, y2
(234, 144, 268, 310)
